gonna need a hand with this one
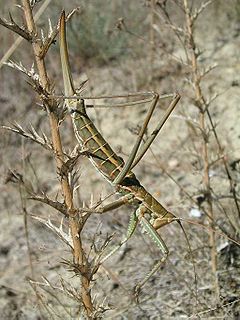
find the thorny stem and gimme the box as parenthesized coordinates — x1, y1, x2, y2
(149, 0, 156, 84)
(19, 184, 46, 317)
(183, 0, 220, 302)
(21, 0, 93, 316)
(206, 108, 240, 220)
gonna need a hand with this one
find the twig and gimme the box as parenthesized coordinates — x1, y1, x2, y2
(0, 0, 52, 69)
(183, 0, 219, 301)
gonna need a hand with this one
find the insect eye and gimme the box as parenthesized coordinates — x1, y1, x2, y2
(122, 176, 141, 187)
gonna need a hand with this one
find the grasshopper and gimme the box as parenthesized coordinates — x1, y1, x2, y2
(59, 11, 188, 294)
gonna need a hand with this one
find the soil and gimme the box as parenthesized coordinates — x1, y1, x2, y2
(0, 1, 239, 319)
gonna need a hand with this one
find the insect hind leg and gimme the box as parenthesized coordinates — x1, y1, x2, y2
(134, 205, 169, 296)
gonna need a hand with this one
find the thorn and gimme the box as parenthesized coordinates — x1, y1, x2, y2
(40, 29, 45, 42)
(48, 18, 53, 36)
(60, 217, 64, 231)
(90, 193, 94, 206)
(8, 12, 15, 24)
(133, 285, 141, 304)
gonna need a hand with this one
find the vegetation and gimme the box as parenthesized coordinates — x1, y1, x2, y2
(0, 0, 239, 319)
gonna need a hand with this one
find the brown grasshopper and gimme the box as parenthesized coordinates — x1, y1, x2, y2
(59, 11, 190, 294)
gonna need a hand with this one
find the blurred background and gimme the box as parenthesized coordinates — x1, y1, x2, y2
(0, 1, 239, 319)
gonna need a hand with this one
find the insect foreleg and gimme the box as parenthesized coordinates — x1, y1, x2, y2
(95, 194, 134, 213)
(113, 93, 180, 184)
(113, 93, 159, 185)
(131, 93, 181, 170)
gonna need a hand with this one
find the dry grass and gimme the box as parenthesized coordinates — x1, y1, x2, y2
(0, 0, 239, 319)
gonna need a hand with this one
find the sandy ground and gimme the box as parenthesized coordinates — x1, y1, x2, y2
(0, 1, 240, 319)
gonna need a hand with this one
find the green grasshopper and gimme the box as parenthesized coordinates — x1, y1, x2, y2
(59, 11, 188, 294)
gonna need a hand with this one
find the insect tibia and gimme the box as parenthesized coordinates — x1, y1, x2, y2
(153, 210, 176, 229)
